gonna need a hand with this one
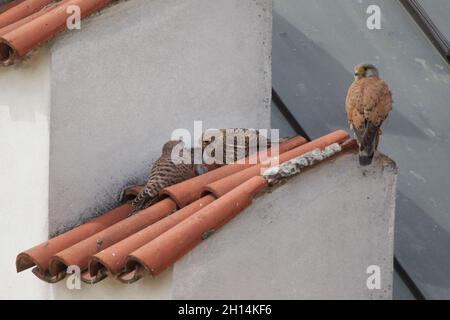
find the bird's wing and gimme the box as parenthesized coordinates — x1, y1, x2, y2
(367, 79, 392, 127)
(346, 80, 367, 141)
(346, 78, 392, 141)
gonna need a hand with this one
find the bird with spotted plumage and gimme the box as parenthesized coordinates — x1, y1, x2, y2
(130, 140, 196, 213)
(345, 63, 392, 166)
(121, 129, 272, 213)
(200, 128, 271, 167)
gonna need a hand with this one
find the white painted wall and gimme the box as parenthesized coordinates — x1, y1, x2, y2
(0, 48, 51, 299)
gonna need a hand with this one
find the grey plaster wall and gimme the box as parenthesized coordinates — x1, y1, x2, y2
(48, 0, 272, 235)
(172, 152, 397, 300)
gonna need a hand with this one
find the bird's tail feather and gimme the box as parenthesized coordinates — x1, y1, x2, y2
(130, 184, 160, 213)
(359, 154, 374, 166)
(358, 123, 380, 166)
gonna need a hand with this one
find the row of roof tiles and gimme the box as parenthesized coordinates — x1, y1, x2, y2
(0, 0, 113, 65)
(16, 130, 356, 285)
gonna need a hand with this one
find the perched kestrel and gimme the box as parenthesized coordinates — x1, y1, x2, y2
(345, 64, 392, 166)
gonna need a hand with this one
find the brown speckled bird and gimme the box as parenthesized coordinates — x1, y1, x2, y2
(130, 140, 196, 213)
(122, 130, 272, 212)
(346, 64, 392, 166)
(201, 128, 271, 166)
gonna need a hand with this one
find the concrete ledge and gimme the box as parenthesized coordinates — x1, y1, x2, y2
(172, 151, 397, 299)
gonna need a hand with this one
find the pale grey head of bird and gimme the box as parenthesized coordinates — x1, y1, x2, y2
(354, 63, 379, 79)
(162, 140, 184, 156)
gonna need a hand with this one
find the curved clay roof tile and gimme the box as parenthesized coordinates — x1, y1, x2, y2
(0, 0, 113, 65)
(0, 0, 54, 29)
(47, 198, 177, 277)
(16, 203, 132, 275)
(121, 176, 269, 281)
(87, 195, 216, 283)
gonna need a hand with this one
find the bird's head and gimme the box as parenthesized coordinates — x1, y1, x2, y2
(354, 63, 379, 79)
(162, 140, 184, 156)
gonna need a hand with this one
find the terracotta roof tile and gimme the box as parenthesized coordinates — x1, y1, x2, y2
(16, 131, 354, 284)
(87, 195, 217, 284)
(0, 0, 113, 65)
(0, 0, 53, 28)
(16, 203, 132, 278)
(121, 176, 269, 281)
(0, 0, 24, 15)
(47, 198, 177, 278)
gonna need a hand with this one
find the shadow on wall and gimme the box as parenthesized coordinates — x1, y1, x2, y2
(272, 12, 428, 140)
(395, 191, 450, 297)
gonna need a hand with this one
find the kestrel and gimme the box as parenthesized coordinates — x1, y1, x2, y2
(120, 130, 272, 209)
(130, 140, 196, 213)
(345, 64, 392, 166)
(201, 128, 271, 166)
